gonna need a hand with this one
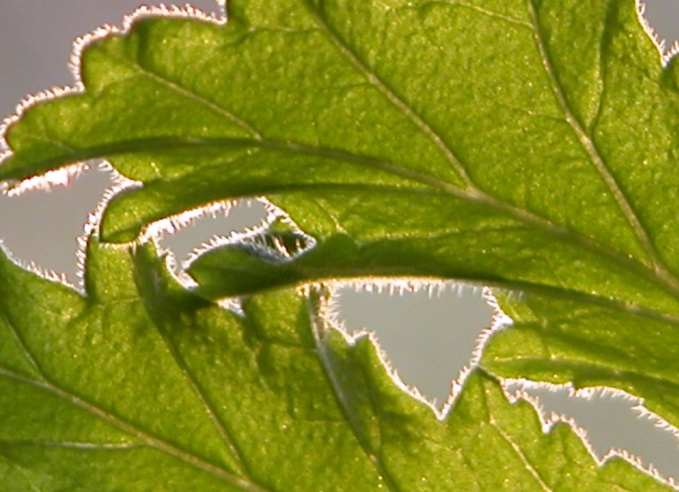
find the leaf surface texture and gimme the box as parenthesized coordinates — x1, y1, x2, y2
(1, 0, 678, 489)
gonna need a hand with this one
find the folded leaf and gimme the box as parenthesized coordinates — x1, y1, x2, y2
(4, 0, 679, 301)
(3, 0, 679, 487)
(0, 241, 668, 490)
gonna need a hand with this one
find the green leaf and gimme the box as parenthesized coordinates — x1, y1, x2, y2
(480, 289, 679, 427)
(3, 0, 679, 488)
(0, 241, 667, 490)
(4, 0, 679, 296)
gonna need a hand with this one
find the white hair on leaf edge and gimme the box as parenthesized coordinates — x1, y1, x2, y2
(69, 3, 227, 89)
(321, 278, 679, 487)
(183, 203, 277, 266)
(480, 283, 679, 486)
(634, 0, 679, 67)
(0, 3, 676, 484)
(636, 0, 665, 56)
(140, 200, 234, 244)
(503, 378, 679, 488)
(325, 279, 505, 416)
(323, 279, 497, 418)
(318, 286, 430, 415)
(0, 239, 78, 291)
(320, 284, 650, 483)
(182, 199, 315, 271)
(478, 287, 679, 486)
(0, 3, 226, 190)
(0, 3, 230, 290)
(312, 289, 437, 414)
(666, 40, 679, 64)
(73, 162, 262, 311)
(154, 233, 243, 314)
(0, 162, 91, 197)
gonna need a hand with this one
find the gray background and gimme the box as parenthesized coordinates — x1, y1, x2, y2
(1, 0, 679, 482)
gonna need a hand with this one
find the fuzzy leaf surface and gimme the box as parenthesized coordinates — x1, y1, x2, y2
(2, 0, 679, 488)
(0, 241, 668, 490)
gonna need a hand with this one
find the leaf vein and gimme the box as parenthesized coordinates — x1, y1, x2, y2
(152, 317, 260, 482)
(525, 0, 676, 288)
(13, 131, 679, 310)
(489, 420, 553, 492)
(428, 0, 533, 29)
(0, 440, 143, 451)
(308, 295, 402, 492)
(0, 364, 270, 492)
(0, 312, 47, 381)
(99, 46, 263, 140)
(301, 0, 475, 189)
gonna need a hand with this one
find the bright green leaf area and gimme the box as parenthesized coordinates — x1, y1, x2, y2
(2, 0, 679, 489)
(0, 241, 666, 490)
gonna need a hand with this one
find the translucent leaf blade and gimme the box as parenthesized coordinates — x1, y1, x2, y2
(0, 242, 669, 490)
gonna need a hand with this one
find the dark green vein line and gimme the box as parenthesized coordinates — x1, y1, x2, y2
(490, 422, 553, 491)
(308, 294, 402, 492)
(0, 440, 143, 450)
(0, 312, 44, 379)
(7, 133, 679, 311)
(143, 300, 260, 483)
(291, 2, 679, 303)
(288, 266, 679, 327)
(477, 370, 553, 491)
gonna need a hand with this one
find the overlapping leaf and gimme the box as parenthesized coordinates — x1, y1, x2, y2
(7, 0, 675, 415)
(0, 240, 668, 490)
(2, 0, 679, 488)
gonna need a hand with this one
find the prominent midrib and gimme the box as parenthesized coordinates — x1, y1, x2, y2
(294, 0, 679, 306)
(6, 132, 679, 313)
(4, 3, 679, 318)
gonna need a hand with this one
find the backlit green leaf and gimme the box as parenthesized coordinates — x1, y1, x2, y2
(0, 241, 667, 490)
(2, 0, 679, 488)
